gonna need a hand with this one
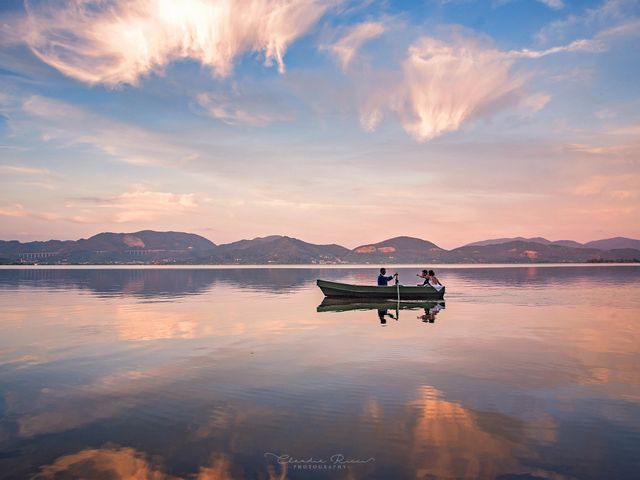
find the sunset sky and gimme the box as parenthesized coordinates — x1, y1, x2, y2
(0, 0, 638, 249)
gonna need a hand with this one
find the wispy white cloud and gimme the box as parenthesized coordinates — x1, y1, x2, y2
(398, 36, 523, 141)
(19, 0, 332, 86)
(109, 187, 199, 223)
(492, 0, 564, 10)
(562, 121, 640, 163)
(516, 18, 640, 58)
(323, 21, 385, 71)
(535, 0, 639, 44)
(565, 143, 634, 156)
(537, 0, 564, 10)
(570, 173, 640, 199)
(21, 95, 198, 166)
(0, 187, 200, 225)
(196, 84, 293, 126)
(0, 164, 50, 176)
(358, 33, 530, 141)
(607, 122, 640, 137)
(351, 14, 640, 142)
(6, 1, 636, 146)
(511, 37, 606, 58)
(0, 204, 93, 223)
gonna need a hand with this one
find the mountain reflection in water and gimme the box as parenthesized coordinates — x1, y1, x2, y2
(0, 265, 639, 479)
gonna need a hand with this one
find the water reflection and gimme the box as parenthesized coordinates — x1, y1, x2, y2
(377, 308, 397, 325)
(0, 268, 325, 298)
(0, 266, 639, 479)
(417, 303, 444, 323)
(32, 447, 272, 480)
(21, 384, 587, 479)
(2, 265, 639, 304)
(317, 298, 446, 326)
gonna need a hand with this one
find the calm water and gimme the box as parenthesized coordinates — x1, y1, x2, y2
(0, 266, 639, 479)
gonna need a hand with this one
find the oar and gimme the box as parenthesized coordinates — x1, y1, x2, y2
(395, 273, 400, 312)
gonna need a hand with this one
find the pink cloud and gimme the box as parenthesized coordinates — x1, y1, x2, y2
(0, 204, 92, 223)
(112, 188, 199, 223)
(354, 16, 640, 142)
(0, 188, 200, 225)
(324, 21, 385, 71)
(360, 34, 527, 141)
(22, 0, 332, 86)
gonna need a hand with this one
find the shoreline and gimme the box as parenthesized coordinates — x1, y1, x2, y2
(1, 262, 638, 270)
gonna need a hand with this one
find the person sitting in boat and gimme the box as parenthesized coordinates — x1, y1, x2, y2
(428, 270, 442, 286)
(378, 268, 397, 286)
(417, 269, 430, 285)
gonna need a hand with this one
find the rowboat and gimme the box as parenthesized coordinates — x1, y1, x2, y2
(316, 279, 445, 300)
(317, 298, 444, 313)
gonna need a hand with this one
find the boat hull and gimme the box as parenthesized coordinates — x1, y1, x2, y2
(316, 279, 445, 300)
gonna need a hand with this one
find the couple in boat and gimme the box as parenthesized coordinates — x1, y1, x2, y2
(417, 269, 442, 290)
(376, 268, 443, 290)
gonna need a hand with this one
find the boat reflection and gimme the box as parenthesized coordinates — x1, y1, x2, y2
(317, 298, 445, 325)
(377, 308, 397, 325)
(417, 302, 445, 323)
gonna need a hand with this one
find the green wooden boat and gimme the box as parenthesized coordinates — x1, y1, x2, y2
(317, 298, 444, 313)
(316, 279, 445, 300)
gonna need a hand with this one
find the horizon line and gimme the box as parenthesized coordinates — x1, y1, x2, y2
(2, 229, 639, 251)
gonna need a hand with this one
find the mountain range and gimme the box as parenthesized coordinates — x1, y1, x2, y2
(463, 236, 640, 250)
(0, 231, 638, 265)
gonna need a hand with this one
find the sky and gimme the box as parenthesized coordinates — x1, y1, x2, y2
(0, 0, 638, 249)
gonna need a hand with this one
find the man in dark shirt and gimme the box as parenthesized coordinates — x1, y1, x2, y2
(377, 268, 397, 286)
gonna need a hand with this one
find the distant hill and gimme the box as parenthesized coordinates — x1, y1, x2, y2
(1, 231, 638, 264)
(210, 236, 350, 264)
(464, 236, 634, 250)
(465, 237, 554, 247)
(346, 236, 447, 263)
(0, 230, 216, 264)
(0, 239, 75, 255)
(447, 240, 638, 263)
(552, 240, 585, 248)
(75, 230, 216, 250)
(583, 237, 640, 250)
(464, 237, 585, 248)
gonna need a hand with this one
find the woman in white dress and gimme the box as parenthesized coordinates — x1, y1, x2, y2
(427, 270, 444, 292)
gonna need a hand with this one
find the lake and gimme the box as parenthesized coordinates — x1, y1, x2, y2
(0, 265, 639, 479)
